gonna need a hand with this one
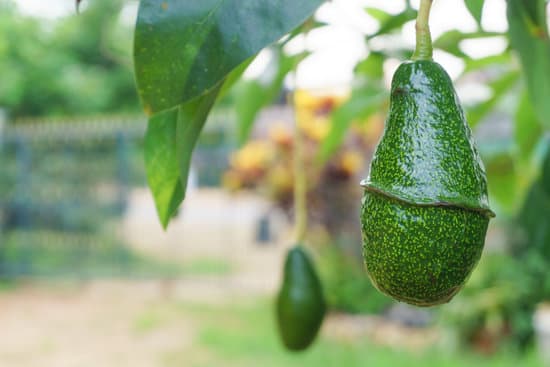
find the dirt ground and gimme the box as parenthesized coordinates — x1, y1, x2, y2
(0, 189, 439, 366)
(0, 189, 291, 367)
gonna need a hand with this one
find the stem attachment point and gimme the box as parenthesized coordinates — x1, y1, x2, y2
(412, 0, 434, 61)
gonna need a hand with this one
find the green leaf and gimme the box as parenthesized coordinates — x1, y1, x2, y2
(365, 8, 390, 22)
(485, 153, 518, 215)
(176, 85, 222, 196)
(134, 0, 323, 114)
(354, 52, 385, 79)
(366, 7, 416, 40)
(144, 108, 183, 228)
(464, 0, 484, 26)
(467, 71, 520, 127)
(542, 144, 550, 196)
(218, 57, 254, 99)
(317, 85, 386, 164)
(144, 84, 221, 229)
(234, 49, 303, 145)
(515, 89, 542, 163)
(507, 0, 550, 127)
(433, 30, 503, 58)
(464, 53, 511, 73)
(517, 179, 550, 254)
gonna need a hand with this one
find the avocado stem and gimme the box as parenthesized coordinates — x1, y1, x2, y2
(412, 0, 434, 61)
(293, 92, 308, 244)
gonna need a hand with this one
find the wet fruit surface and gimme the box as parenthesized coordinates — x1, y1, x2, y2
(361, 60, 494, 307)
(362, 192, 489, 306)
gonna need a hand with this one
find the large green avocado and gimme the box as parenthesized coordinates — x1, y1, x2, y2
(276, 246, 326, 351)
(360, 60, 495, 307)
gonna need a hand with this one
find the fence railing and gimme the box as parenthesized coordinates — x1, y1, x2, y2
(0, 113, 234, 278)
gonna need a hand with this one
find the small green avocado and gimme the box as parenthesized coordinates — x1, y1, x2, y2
(276, 245, 326, 351)
(360, 60, 495, 307)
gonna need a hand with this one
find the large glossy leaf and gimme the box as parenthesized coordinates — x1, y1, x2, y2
(134, 0, 323, 114)
(507, 0, 550, 127)
(144, 108, 183, 228)
(145, 85, 221, 229)
(176, 85, 222, 196)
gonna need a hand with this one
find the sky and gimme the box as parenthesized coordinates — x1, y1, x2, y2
(15, 0, 510, 91)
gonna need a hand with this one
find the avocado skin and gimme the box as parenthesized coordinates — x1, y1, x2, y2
(361, 191, 489, 306)
(276, 246, 326, 351)
(363, 60, 494, 216)
(361, 60, 494, 307)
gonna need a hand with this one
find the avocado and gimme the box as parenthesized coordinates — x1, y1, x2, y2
(360, 60, 495, 307)
(276, 245, 326, 351)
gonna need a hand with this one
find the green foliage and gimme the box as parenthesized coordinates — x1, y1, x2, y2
(467, 71, 520, 128)
(507, 0, 550, 127)
(442, 147, 550, 350)
(169, 298, 540, 367)
(0, 0, 138, 118)
(318, 53, 386, 164)
(234, 47, 302, 145)
(365, 5, 416, 40)
(465, 0, 484, 27)
(439, 252, 529, 350)
(144, 109, 186, 228)
(130, 0, 550, 230)
(515, 90, 542, 164)
(318, 245, 392, 314)
(134, 0, 324, 226)
(133, 0, 322, 115)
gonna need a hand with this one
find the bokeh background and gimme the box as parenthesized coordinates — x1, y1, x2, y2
(1, 0, 550, 365)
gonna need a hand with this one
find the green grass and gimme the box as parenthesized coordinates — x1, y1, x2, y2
(165, 298, 542, 367)
(1, 231, 234, 279)
(133, 305, 171, 334)
(182, 258, 233, 276)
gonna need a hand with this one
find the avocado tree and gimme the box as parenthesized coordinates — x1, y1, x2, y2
(126, 0, 550, 351)
(0, 0, 139, 118)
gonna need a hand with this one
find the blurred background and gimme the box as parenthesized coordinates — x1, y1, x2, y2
(1, 0, 550, 365)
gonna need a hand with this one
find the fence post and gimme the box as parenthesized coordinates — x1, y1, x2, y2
(115, 131, 129, 213)
(115, 131, 131, 274)
(14, 135, 32, 275)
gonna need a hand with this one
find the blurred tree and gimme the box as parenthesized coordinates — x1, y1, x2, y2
(0, 0, 139, 119)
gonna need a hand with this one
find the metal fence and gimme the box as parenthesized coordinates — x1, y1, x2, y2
(0, 114, 233, 278)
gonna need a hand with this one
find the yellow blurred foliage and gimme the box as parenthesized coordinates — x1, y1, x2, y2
(230, 141, 273, 171)
(294, 89, 348, 142)
(268, 122, 293, 148)
(222, 170, 243, 191)
(340, 151, 364, 176)
(267, 164, 294, 195)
